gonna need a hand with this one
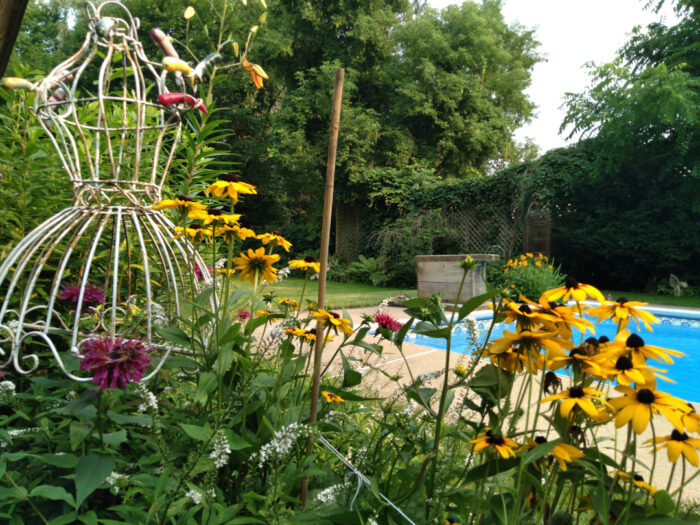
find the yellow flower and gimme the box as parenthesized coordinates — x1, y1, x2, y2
(153, 195, 206, 213)
(609, 329, 685, 368)
(257, 231, 292, 252)
(285, 328, 332, 342)
(487, 326, 572, 362)
(232, 247, 280, 284)
(595, 353, 659, 388)
(289, 256, 321, 274)
(612, 471, 658, 496)
(608, 385, 690, 434)
(471, 429, 519, 459)
(204, 173, 257, 203)
(173, 224, 213, 242)
(214, 224, 256, 243)
(530, 436, 584, 471)
(278, 297, 299, 309)
(541, 277, 605, 303)
(321, 391, 344, 403)
(650, 430, 700, 467)
(681, 404, 700, 433)
(587, 297, 657, 331)
(188, 207, 241, 226)
(502, 300, 560, 329)
(312, 308, 353, 335)
(216, 268, 236, 277)
(454, 363, 468, 377)
(540, 385, 610, 419)
(243, 56, 268, 89)
(488, 347, 544, 374)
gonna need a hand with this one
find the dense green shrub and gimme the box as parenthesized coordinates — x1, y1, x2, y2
(487, 253, 565, 301)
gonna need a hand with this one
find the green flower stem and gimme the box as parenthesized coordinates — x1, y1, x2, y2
(220, 199, 236, 322)
(97, 390, 106, 450)
(427, 266, 469, 511)
(296, 270, 309, 319)
(3, 472, 49, 525)
(675, 460, 686, 515)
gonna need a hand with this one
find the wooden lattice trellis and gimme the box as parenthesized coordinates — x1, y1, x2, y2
(442, 205, 520, 258)
(524, 201, 551, 257)
(335, 203, 363, 262)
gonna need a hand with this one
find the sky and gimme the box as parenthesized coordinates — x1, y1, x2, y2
(427, 0, 680, 153)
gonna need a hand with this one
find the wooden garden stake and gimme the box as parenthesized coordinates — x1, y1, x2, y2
(300, 67, 344, 506)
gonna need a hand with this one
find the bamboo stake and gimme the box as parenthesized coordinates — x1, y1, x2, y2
(300, 67, 344, 506)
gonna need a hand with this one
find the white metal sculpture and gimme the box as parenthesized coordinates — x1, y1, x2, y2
(0, 1, 211, 381)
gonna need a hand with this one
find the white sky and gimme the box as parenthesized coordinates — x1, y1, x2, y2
(427, 0, 680, 153)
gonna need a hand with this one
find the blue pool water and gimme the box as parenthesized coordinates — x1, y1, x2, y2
(403, 307, 700, 402)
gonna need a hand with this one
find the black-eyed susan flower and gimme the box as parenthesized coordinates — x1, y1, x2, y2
(204, 173, 257, 203)
(321, 391, 343, 403)
(548, 346, 603, 376)
(587, 297, 657, 331)
(650, 429, 700, 467)
(612, 471, 658, 496)
(173, 224, 213, 242)
(289, 256, 321, 274)
(611, 330, 685, 367)
(215, 268, 236, 277)
(488, 347, 544, 374)
(470, 429, 519, 459)
(214, 224, 256, 243)
(682, 404, 700, 433)
(502, 300, 559, 329)
(278, 297, 299, 309)
(188, 207, 241, 226)
(541, 276, 605, 304)
(153, 195, 206, 213)
(540, 385, 610, 419)
(608, 385, 690, 434)
(312, 308, 353, 335)
(487, 326, 572, 362)
(232, 247, 280, 284)
(596, 354, 658, 388)
(257, 231, 292, 252)
(531, 436, 584, 471)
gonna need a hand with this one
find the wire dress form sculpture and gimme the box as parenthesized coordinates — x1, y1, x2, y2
(0, 1, 210, 381)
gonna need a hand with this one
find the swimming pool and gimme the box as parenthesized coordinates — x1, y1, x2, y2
(403, 307, 700, 402)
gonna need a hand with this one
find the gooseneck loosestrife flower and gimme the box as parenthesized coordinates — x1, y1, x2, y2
(79, 336, 152, 389)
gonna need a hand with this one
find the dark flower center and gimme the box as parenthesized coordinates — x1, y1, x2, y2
(330, 312, 340, 319)
(271, 230, 282, 236)
(190, 223, 203, 230)
(221, 173, 240, 182)
(688, 402, 696, 413)
(565, 276, 579, 289)
(570, 347, 586, 358)
(626, 334, 644, 348)
(207, 207, 223, 216)
(671, 429, 688, 441)
(176, 194, 193, 201)
(518, 304, 532, 314)
(569, 386, 585, 398)
(636, 389, 655, 404)
(615, 356, 633, 371)
(616, 297, 628, 305)
(633, 474, 644, 482)
(486, 435, 505, 446)
(534, 436, 547, 445)
(598, 336, 610, 344)
(304, 255, 317, 263)
(306, 328, 317, 335)
(585, 337, 599, 347)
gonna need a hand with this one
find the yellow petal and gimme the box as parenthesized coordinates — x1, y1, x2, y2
(184, 6, 196, 19)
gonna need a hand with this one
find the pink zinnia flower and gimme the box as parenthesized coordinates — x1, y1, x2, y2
(237, 309, 251, 321)
(79, 336, 152, 389)
(59, 282, 105, 311)
(374, 313, 402, 332)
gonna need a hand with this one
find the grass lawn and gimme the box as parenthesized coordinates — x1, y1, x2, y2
(242, 278, 416, 309)
(603, 290, 700, 308)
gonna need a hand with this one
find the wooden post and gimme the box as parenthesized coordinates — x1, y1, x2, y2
(300, 67, 344, 506)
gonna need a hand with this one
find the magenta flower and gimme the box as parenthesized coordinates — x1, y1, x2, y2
(237, 309, 251, 321)
(59, 282, 105, 311)
(79, 336, 152, 389)
(194, 264, 214, 281)
(375, 313, 402, 332)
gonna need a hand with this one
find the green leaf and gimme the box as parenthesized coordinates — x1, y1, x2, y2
(340, 351, 362, 388)
(464, 457, 519, 483)
(179, 423, 212, 442)
(154, 326, 191, 348)
(70, 422, 93, 451)
(102, 430, 127, 447)
(457, 287, 502, 322)
(106, 411, 152, 426)
(523, 440, 558, 465)
(30, 484, 76, 508)
(35, 453, 78, 469)
(78, 511, 98, 525)
(75, 454, 115, 508)
(393, 316, 414, 346)
(194, 371, 217, 405)
(222, 430, 251, 451)
(651, 490, 675, 516)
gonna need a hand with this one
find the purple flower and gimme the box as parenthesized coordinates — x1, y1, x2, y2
(194, 264, 214, 281)
(374, 313, 402, 332)
(59, 282, 105, 311)
(79, 336, 152, 389)
(237, 309, 250, 321)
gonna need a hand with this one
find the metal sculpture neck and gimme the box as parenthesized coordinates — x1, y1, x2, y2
(32, 1, 186, 207)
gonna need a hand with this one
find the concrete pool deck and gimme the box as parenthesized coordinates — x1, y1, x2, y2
(315, 304, 700, 503)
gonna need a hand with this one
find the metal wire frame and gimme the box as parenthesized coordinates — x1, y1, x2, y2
(0, 1, 212, 381)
